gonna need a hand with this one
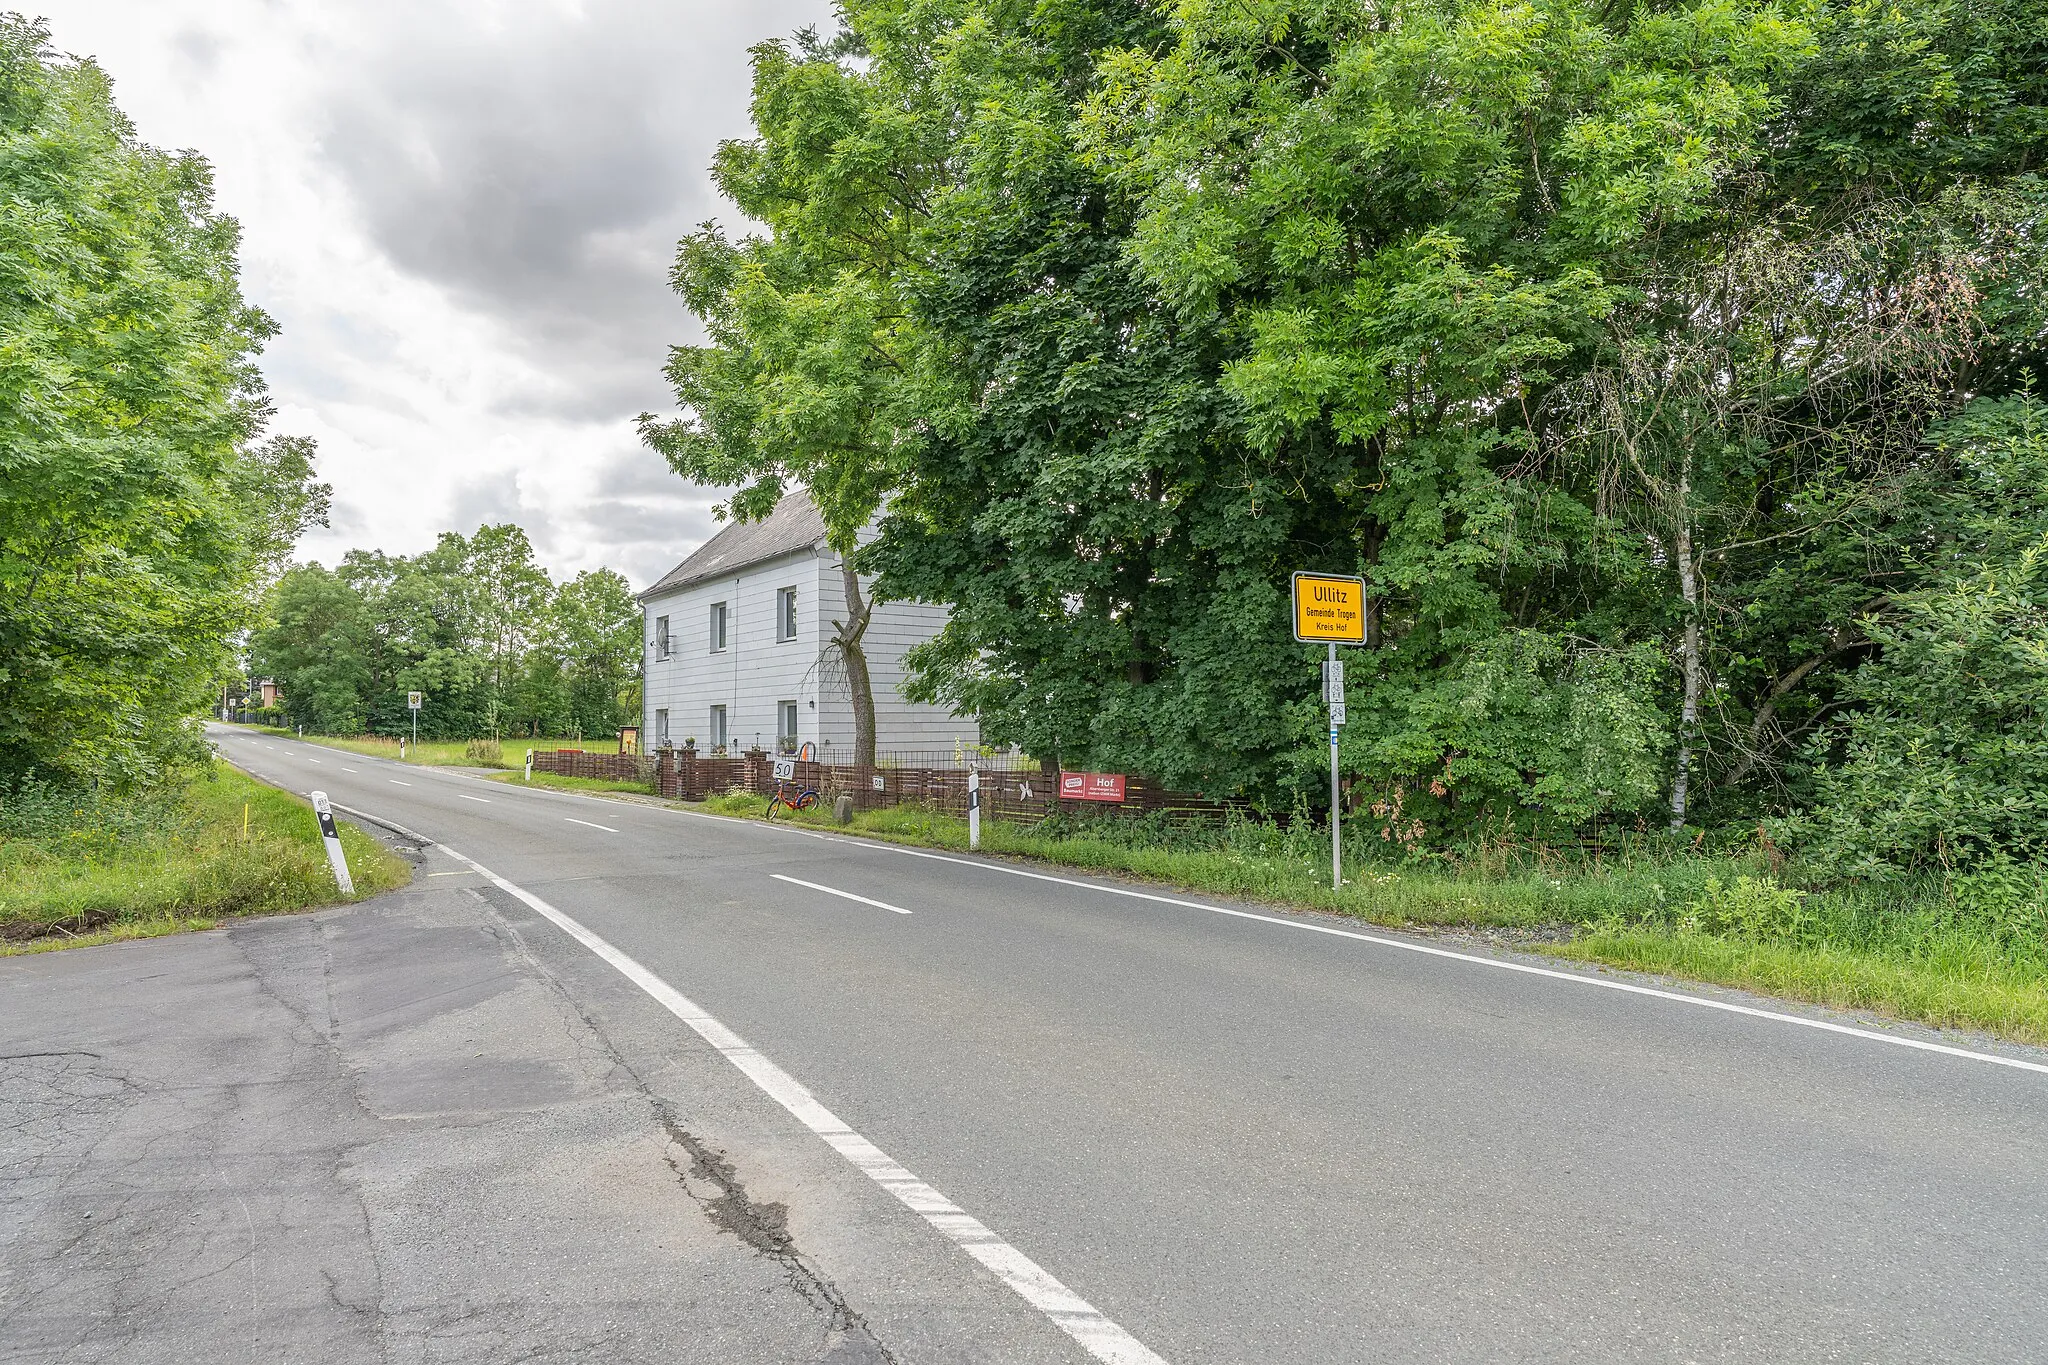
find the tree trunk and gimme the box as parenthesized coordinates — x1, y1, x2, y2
(836, 560, 877, 768)
(1669, 467, 1701, 831)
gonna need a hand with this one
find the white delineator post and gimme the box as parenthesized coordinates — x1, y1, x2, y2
(525, 749, 533, 783)
(310, 791, 354, 896)
(967, 768, 982, 850)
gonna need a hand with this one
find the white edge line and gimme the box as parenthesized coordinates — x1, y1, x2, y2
(565, 817, 618, 832)
(823, 841, 2048, 1079)
(309, 756, 2048, 1081)
(433, 840, 1166, 1365)
(770, 873, 912, 915)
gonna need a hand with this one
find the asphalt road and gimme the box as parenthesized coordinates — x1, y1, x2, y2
(10, 725, 2048, 1364)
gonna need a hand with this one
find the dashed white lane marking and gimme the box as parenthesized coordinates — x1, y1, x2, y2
(771, 873, 912, 915)
(436, 842, 1168, 1365)
(565, 817, 618, 833)
(390, 779, 412, 787)
(342, 766, 359, 773)
(307, 757, 322, 764)
(841, 842, 2048, 1079)
(457, 794, 491, 803)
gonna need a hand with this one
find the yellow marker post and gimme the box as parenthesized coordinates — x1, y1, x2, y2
(1291, 572, 1367, 887)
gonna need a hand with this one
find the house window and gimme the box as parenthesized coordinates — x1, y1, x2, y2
(776, 587, 797, 641)
(778, 700, 799, 753)
(654, 615, 670, 660)
(709, 705, 727, 752)
(655, 708, 670, 747)
(708, 601, 727, 652)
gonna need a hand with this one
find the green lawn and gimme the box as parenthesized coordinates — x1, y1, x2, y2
(1, 761, 412, 952)
(237, 727, 621, 769)
(693, 792, 2048, 1046)
(487, 770, 655, 795)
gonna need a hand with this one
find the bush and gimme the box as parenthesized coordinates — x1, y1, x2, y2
(1686, 875, 1808, 941)
(463, 738, 505, 765)
(1789, 398, 2048, 879)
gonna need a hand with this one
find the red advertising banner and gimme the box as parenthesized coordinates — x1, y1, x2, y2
(1059, 770, 1127, 802)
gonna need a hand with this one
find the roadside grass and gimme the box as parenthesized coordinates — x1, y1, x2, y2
(0, 761, 411, 952)
(692, 792, 2048, 1045)
(488, 770, 657, 795)
(231, 726, 620, 769)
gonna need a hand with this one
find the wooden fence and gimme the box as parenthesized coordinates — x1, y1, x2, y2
(645, 747, 1236, 824)
(527, 750, 655, 783)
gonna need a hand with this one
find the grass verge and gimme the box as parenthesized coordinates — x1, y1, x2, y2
(689, 792, 2048, 1046)
(230, 726, 620, 769)
(1, 761, 412, 952)
(487, 771, 658, 796)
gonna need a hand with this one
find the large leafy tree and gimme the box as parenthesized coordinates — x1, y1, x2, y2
(547, 568, 642, 738)
(639, 17, 959, 764)
(249, 563, 374, 734)
(0, 19, 325, 783)
(253, 528, 644, 743)
(659, 0, 2048, 850)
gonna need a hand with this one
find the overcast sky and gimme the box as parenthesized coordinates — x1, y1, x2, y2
(36, 0, 831, 589)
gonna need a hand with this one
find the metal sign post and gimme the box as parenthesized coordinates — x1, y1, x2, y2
(1292, 572, 1367, 888)
(407, 690, 422, 749)
(968, 769, 982, 850)
(309, 791, 354, 896)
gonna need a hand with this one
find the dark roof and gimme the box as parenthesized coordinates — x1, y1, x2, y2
(639, 488, 828, 600)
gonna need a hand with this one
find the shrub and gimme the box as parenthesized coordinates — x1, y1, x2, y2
(463, 738, 505, 766)
(1785, 399, 2048, 880)
(1685, 875, 1808, 941)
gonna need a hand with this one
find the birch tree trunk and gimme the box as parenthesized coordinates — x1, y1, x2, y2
(836, 559, 878, 767)
(1669, 460, 1701, 830)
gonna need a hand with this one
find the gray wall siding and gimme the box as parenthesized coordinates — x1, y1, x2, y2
(642, 547, 977, 754)
(642, 551, 828, 754)
(861, 596, 977, 750)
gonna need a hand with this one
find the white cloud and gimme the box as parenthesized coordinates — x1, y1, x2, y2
(35, 0, 830, 589)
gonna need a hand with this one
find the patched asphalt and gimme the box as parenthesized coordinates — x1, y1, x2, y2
(6, 724, 2048, 1364)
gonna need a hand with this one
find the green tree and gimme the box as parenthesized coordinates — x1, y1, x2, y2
(639, 17, 960, 766)
(549, 568, 641, 738)
(661, 0, 2047, 843)
(250, 565, 373, 734)
(0, 19, 325, 783)
(1791, 397, 2048, 878)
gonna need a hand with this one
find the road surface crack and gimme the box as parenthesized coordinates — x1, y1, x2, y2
(468, 884, 898, 1363)
(658, 1109, 897, 1363)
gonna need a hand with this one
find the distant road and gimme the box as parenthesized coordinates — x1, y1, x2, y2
(125, 728, 2048, 1358)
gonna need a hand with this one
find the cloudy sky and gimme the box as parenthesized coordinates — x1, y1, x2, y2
(37, 0, 831, 588)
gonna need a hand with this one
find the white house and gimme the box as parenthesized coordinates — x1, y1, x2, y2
(638, 490, 977, 756)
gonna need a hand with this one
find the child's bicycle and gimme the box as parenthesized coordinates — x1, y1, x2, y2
(767, 780, 821, 817)
(766, 743, 820, 817)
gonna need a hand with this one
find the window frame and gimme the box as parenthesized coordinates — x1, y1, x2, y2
(777, 699, 799, 752)
(654, 707, 670, 747)
(654, 614, 671, 661)
(775, 587, 797, 642)
(708, 601, 727, 653)
(708, 704, 727, 752)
